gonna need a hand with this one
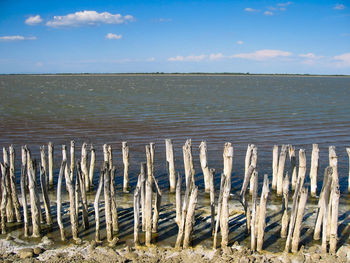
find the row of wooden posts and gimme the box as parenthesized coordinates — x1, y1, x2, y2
(0, 140, 348, 254)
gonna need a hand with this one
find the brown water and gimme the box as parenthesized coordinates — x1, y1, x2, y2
(1, 74, 350, 251)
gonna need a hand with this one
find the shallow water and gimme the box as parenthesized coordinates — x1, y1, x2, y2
(0, 74, 350, 251)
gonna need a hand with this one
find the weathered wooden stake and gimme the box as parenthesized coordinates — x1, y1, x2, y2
(81, 143, 89, 191)
(152, 175, 162, 233)
(240, 165, 255, 233)
(257, 174, 269, 252)
(0, 163, 8, 234)
(183, 140, 193, 189)
(110, 166, 119, 233)
(9, 145, 21, 222)
(70, 140, 75, 181)
(89, 144, 95, 190)
(146, 145, 153, 185)
(104, 164, 113, 243)
(145, 179, 153, 246)
(347, 148, 350, 192)
(134, 176, 141, 246)
(249, 145, 257, 195)
(176, 173, 182, 227)
(199, 141, 211, 193)
(139, 162, 146, 232)
(322, 169, 332, 253)
(310, 144, 319, 197)
(57, 160, 66, 241)
(94, 167, 104, 243)
(291, 187, 308, 253)
(221, 173, 231, 248)
(272, 145, 279, 190)
(209, 168, 215, 235)
(250, 171, 258, 251)
(3, 147, 14, 223)
(289, 145, 297, 191)
(165, 139, 176, 192)
(329, 179, 340, 254)
(277, 145, 288, 196)
(122, 141, 130, 192)
(213, 173, 225, 249)
(39, 165, 52, 226)
(281, 172, 289, 238)
(77, 162, 89, 230)
(48, 142, 54, 189)
(183, 186, 198, 248)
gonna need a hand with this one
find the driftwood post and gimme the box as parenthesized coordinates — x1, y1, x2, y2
(104, 164, 113, 243)
(249, 145, 258, 195)
(240, 165, 255, 233)
(48, 142, 54, 189)
(3, 147, 14, 223)
(281, 172, 289, 238)
(108, 145, 113, 169)
(289, 146, 297, 191)
(176, 173, 182, 227)
(146, 145, 153, 184)
(291, 187, 308, 253)
(310, 144, 319, 197)
(199, 141, 210, 192)
(209, 168, 215, 234)
(122, 141, 130, 192)
(257, 174, 269, 252)
(272, 145, 279, 190)
(39, 165, 52, 226)
(145, 179, 153, 246)
(9, 145, 21, 222)
(94, 167, 104, 243)
(20, 147, 29, 237)
(277, 145, 288, 196)
(250, 171, 258, 251)
(81, 143, 89, 191)
(152, 175, 162, 232)
(347, 148, 350, 192)
(183, 140, 194, 189)
(134, 175, 141, 246)
(183, 186, 198, 248)
(110, 166, 119, 233)
(57, 160, 66, 241)
(140, 162, 146, 231)
(77, 162, 89, 230)
(89, 144, 95, 190)
(329, 182, 340, 254)
(165, 139, 176, 192)
(245, 144, 253, 184)
(0, 163, 8, 234)
(70, 140, 75, 181)
(213, 173, 225, 249)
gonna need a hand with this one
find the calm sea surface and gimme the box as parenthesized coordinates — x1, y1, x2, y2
(0, 74, 350, 192)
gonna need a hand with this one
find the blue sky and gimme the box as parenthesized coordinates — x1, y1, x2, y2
(0, 0, 349, 74)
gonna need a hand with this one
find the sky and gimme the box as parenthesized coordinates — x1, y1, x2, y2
(0, 0, 349, 74)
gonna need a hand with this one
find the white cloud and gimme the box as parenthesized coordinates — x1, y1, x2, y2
(106, 33, 122, 39)
(168, 55, 206, 62)
(244, 8, 260, 12)
(159, 18, 172, 22)
(147, 57, 155, 62)
(0, 35, 37, 41)
(334, 4, 346, 10)
(334, 53, 350, 66)
(232, 49, 292, 60)
(237, 40, 244, 45)
(209, 53, 225, 61)
(277, 2, 293, 7)
(46, 10, 134, 27)
(280, 7, 286, 11)
(264, 11, 274, 16)
(25, 15, 43, 25)
(299, 53, 323, 59)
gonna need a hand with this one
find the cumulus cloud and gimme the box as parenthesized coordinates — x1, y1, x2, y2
(25, 15, 43, 25)
(209, 53, 225, 61)
(106, 33, 122, 39)
(237, 40, 244, 45)
(231, 49, 292, 60)
(0, 35, 37, 41)
(334, 53, 350, 66)
(277, 2, 293, 7)
(46, 10, 134, 27)
(244, 8, 260, 12)
(299, 53, 323, 59)
(334, 4, 346, 10)
(264, 11, 274, 16)
(168, 55, 206, 62)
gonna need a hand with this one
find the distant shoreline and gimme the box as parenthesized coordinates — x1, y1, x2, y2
(1, 72, 349, 77)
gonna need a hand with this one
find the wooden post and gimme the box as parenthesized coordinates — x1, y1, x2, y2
(245, 144, 253, 185)
(122, 142, 130, 192)
(3, 147, 14, 223)
(347, 148, 350, 193)
(0, 163, 8, 234)
(20, 162, 29, 237)
(108, 145, 113, 169)
(104, 164, 113, 243)
(150, 142, 155, 175)
(145, 179, 152, 246)
(70, 140, 75, 181)
(103, 144, 108, 164)
(134, 175, 141, 246)
(250, 171, 258, 251)
(110, 166, 119, 233)
(310, 144, 319, 197)
(57, 160, 66, 241)
(289, 145, 297, 191)
(291, 187, 308, 253)
(240, 165, 255, 233)
(249, 145, 258, 195)
(209, 168, 215, 235)
(48, 142, 54, 189)
(94, 167, 104, 243)
(77, 162, 89, 230)
(257, 174, 269, 252)
(75, 172, 80, 226)
(298, 149, 307, 191)
(183, 140, 193, 189)
(199, 141, 211, 193)
(314, 167, 332, 240)
(329, 180, 340, 254)
(327, 146, 338, 241)
(183, 186, 198, 248)
(213, 174, 225, 249)
(39, 165, 52, 226)
(272, 145, 279, 190)
(223, 142, 233, 187)
(221, 173, 231, 248)
(81, 143, 90, 191)
(140, 162, 146, 232)
(152, 175, 162, 232)
(176, 173, 182, 227)
(27, 151, 41, 238)
(165, 139, 176, 193)
(63, 148, 79, 241)
(175, 172, 192, 249)
(277, 145, 287, 196)
(89, 144, 95, 190)
(184, 139, 195, 180)
(281, 172, 290, 238)
(9, 145, 21, 222)
(146, 145, 153, 184)
(322, 169, 332, 253)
